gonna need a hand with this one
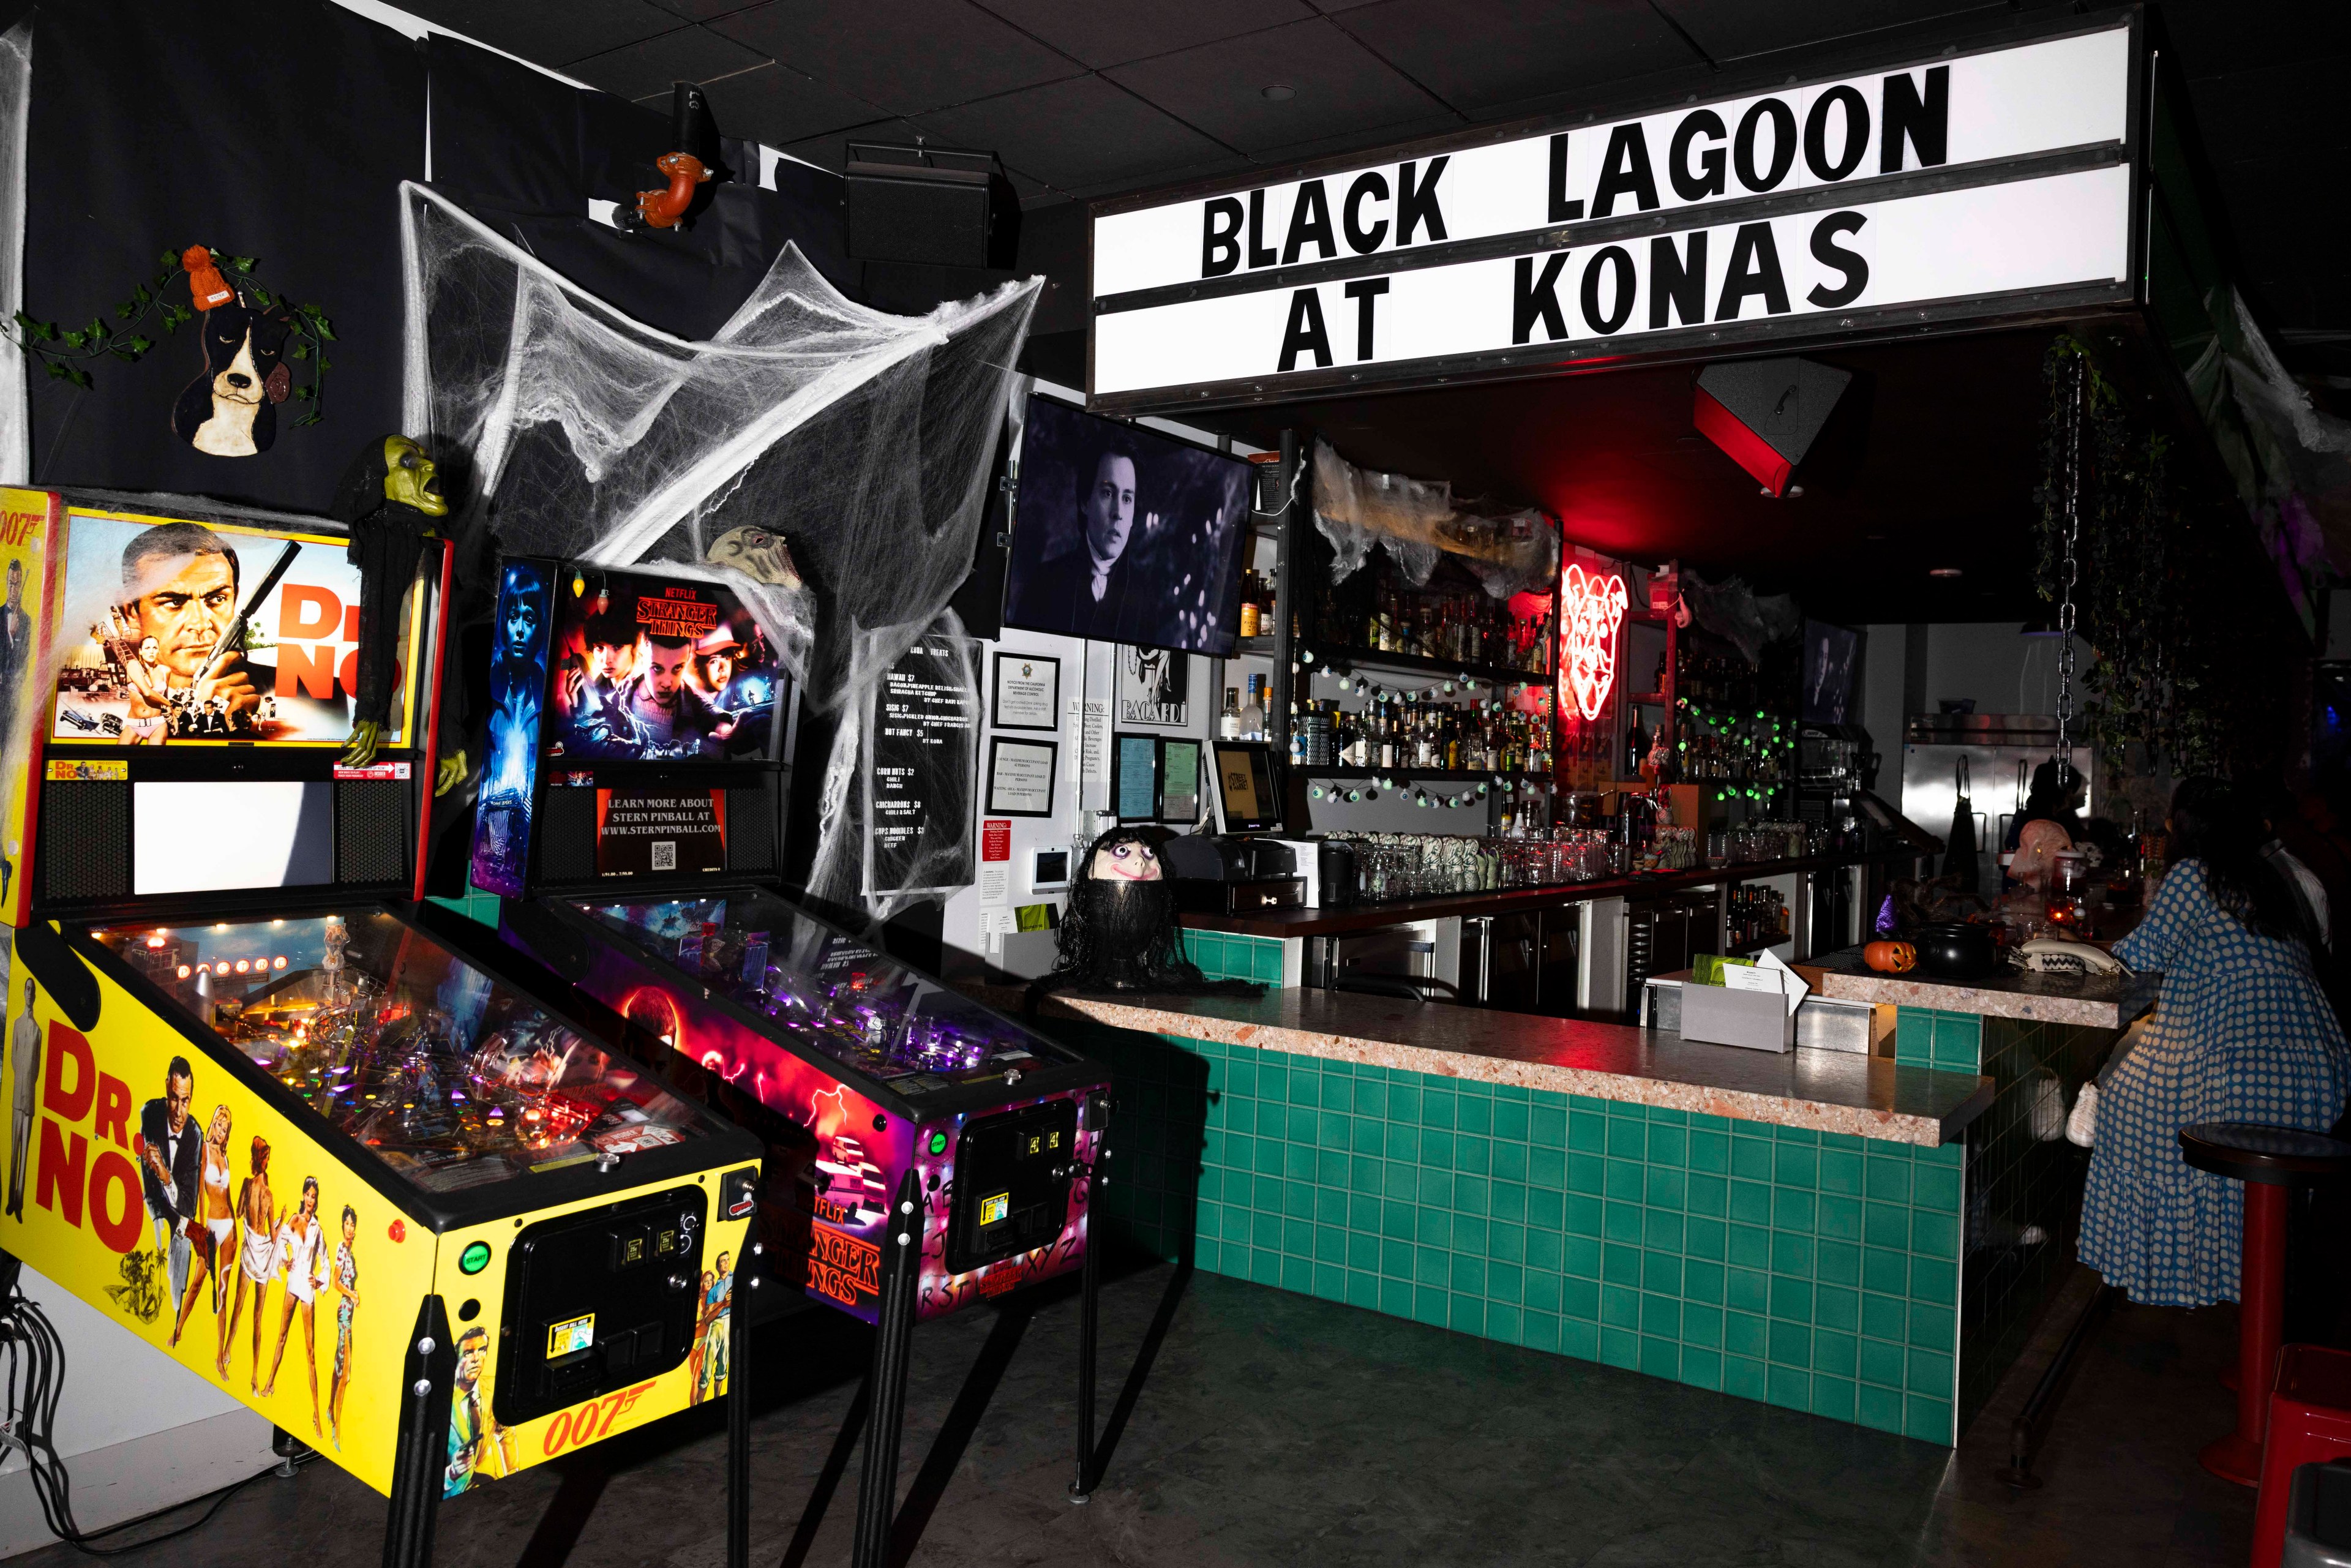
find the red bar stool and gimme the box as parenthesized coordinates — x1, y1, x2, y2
(2253, 1346, 2351, 1568)
(2177, 1123, 2351, 1488)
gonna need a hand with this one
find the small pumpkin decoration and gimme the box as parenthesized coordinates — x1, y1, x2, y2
(1864, 940, 1918, 974)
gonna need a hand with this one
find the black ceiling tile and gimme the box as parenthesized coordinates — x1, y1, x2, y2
(780, 116, 928, 173)
(570, 24, 767, 99)
(1458, 59, 1723, 127)
(647, 0, 768, 19)
(1305, 0, 1385, 12)
(2180, 64, 2351, 165)
(685, 59, 890, 145)
(400, 0, 686, 68)
(1652, 0, 1992, 64)
(1242, 113, 1469, 169)
(709, 0, 1085, 117)
(1060, 153, 1259, 201)
(970, 0, 1314, 70)
(1337, 0, 1697, 116)
(909, 75, 1240, 195)
(2156, 0, 2351, 81)
(1105, 17, 1456, 157)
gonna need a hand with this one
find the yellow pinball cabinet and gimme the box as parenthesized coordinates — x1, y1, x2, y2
(0, 489, 764, 1564)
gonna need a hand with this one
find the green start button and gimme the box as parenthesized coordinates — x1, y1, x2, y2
(459, 1240, 493, 1275)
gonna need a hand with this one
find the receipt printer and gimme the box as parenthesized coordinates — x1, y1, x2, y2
(1163, 836, 1305, 914)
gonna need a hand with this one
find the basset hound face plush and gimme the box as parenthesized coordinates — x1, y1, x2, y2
(171, 288, 293, 458)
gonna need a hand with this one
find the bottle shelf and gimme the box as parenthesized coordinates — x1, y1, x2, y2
(1298, 768, 1549, 783)
(1289, 642, 1548, 687)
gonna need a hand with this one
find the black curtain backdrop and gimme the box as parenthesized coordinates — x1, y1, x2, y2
(23, 0, 425, 511)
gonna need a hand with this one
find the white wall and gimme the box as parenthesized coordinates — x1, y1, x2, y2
(0, 1267, 274, 1558)
(1862, 621, 2095, 735)
(1923, 623, 2078, 717)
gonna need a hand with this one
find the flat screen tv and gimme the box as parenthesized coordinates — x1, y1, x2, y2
(543, 567, 781, 762)
(49, 505, 427, 747)
(1002, 394, 1253, 655)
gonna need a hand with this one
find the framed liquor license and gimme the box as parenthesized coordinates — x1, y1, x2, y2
(990, 651, 1060, 730)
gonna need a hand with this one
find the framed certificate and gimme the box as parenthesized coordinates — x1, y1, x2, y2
(984, 736, 1058, 817)
(991, 651, 1060, 731)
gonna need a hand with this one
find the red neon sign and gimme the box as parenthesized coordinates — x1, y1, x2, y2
(1559, 563, 1629, 723)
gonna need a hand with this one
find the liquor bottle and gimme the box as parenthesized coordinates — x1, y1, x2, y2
(1288, 700, 1303, 764)
(1240, 675, 1266, 741)
(1220, 686, 1242, 740)
(1625, 719, 1646, 778)
(1239, 572, 1261, 639)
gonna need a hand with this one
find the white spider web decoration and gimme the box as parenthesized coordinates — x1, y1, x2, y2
(397, 181, 1039, 918)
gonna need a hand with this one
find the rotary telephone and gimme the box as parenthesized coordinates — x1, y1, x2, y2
(2017, 937, 2125, 977)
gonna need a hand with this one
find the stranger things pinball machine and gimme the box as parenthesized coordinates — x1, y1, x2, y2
(462, 557, 1118, 1568)
(494, 893, 1114, 1568)
(0, 492, 765, 1568)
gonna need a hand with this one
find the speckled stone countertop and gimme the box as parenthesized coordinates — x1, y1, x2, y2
(1803, 947, 2159, 1029)
(1008, 986, 1992, 1148)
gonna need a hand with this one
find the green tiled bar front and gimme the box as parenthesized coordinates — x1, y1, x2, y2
(1183, 1041, 1964, 1441)
(1085, 929, 1970, 1444)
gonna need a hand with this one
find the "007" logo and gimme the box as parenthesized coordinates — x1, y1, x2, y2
(541, 1379, 657, 1457)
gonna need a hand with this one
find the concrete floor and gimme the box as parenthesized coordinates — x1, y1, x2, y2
(13, 1255, 2259, 1567)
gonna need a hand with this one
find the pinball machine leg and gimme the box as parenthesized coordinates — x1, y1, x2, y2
(850, 1172, 923, 1568)
(726, 1256, 755, 1568)
(1069, 1216, 1100, 1504)
(381, 1297, 458, 1568)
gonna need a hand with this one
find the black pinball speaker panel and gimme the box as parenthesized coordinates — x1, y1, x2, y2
(40, 781, 129, 903)
(334, 779, 410, 885)
(724, 780, 776, 874)
(846, 143, 1018, 269)
(538, 786, 598, 884)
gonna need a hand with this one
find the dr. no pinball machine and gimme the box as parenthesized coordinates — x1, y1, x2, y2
(470, 557, 1117, 1568)
(0, 490, 763, 1566)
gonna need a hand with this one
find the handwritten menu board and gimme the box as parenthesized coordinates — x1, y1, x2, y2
(868, 634, 980, 896)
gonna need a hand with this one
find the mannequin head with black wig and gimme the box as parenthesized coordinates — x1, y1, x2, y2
(1026, 827, 1263, 1007)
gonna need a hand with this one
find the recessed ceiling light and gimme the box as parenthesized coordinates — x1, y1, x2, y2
(1262, 84, 1296, 101)
(1929, 567, 1963, 578)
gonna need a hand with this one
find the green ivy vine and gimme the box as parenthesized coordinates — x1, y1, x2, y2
(4, 248, 335, 424)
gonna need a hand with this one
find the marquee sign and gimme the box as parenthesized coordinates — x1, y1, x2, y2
(1087, 17, 2140, 411)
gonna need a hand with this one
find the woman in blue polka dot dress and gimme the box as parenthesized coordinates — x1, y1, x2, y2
(2080, 779, 2349, 1306)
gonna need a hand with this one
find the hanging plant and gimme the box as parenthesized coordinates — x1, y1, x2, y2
(4, 246, 335, 423)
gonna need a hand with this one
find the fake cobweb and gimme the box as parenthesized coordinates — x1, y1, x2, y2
(1310, 438, 1558, 599)
(397, 182, 1039, 920)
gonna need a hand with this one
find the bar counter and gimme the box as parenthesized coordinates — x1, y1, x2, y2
(1804, 945, 2159, 1029)
(1032, 985, 1990, 1147)
(1000, 961, 2048, 1448)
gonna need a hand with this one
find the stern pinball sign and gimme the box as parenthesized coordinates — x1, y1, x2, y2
(1088, 21, 2136, 406)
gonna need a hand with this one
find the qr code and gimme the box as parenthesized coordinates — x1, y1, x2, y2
(651, 841, 677, 871)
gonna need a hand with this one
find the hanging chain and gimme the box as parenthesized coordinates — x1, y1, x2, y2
(2055, 352, 2083, 789)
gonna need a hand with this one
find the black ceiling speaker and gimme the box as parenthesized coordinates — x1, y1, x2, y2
(1694, 358, 1853, 497)
(845, 141, 1019, 269)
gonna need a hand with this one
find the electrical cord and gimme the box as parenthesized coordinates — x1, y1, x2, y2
(0, 1253, 313, 1555)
